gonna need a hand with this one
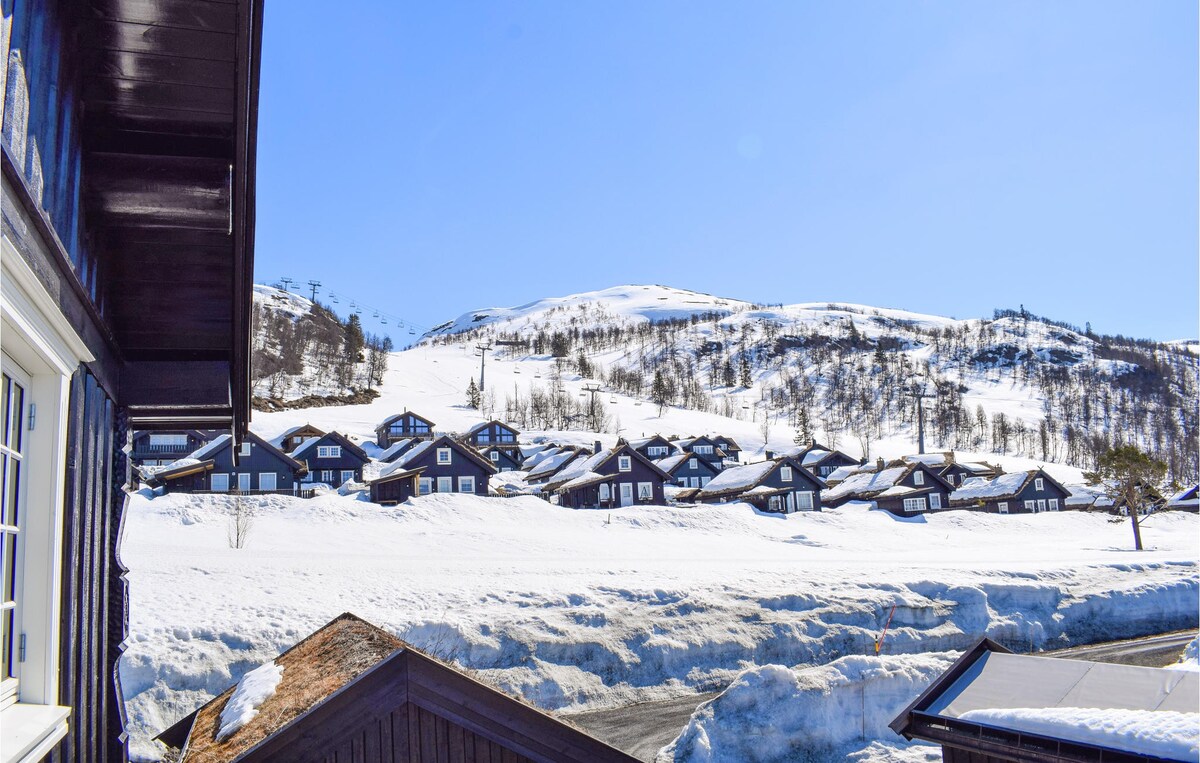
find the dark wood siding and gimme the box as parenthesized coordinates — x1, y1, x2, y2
(371, 474, 420, 505)
(296, 434, 369, 487)
(559, 447, 666, 508)
(404, 440, 493, 496)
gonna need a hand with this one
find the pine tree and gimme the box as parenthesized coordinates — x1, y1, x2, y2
(651, 370, 670, 417)
(466, 378, 482, 409)
(1085, 445, 1167, 551)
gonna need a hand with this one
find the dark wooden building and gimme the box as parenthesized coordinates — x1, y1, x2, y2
(1166, 484, 1199, 512)
(948, 469, 1071, 514)
(676, 435, 729, 469)
(377, 437, 419, 463)
(275, 423, 327, 453)
(376, 411, 436, 447)
(158, 613, 636, 763)
(129, 428, 217, 471)
(891, 637, 1198, 763)
(1, 0, 262, 759)
(524, 449, 586, 485)
(384, 435, 497, 496)
(479, 445, 523, 473)
(788, 441, 862, 479)
(292, 431, 370, 487)
(655, 453, 723, 489)
(548, 444, 670, 508)
(695, 457, 825, 513)
(369, 467, 425, 505)
(710, 435, 742, 462)
(629, 434, 677, 461)
(823, 460, 954, 517)
(462, 419, 519, 449)
(147, 432, 305, 495)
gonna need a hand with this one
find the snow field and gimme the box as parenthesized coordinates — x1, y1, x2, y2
(119, 490, 1199, 760)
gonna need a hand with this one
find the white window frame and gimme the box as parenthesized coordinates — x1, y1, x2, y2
(489, 451, 499, 462)
(903, 497, 927, 512)
(618, 456, 631, 472)
(1025, 500, 1036, 511)
(239, 442, 252, 457)
(437, 476, 453, 493)
(637, 482, 653, 500)
(419, 477, 433, 495)
(321, 470, 333, 483)
(620, 483, 634, 504)
(458, 476, 475, 493)
(694, 445, 713, 455)
(258, 473, 277, 492)
(797, 491, 814, 511)
(599, 483, 611, 501)
(1037, 499, 1047, 512)
(237, 473, 251, 493)
(781, 466, 793, 482)
(1035, 477, 1044, 491)
(437, 448, 452, 465)
(341, 470, 355, 484)
(1049, 498, 1059, 511)
(148, 433, 187, 448)
(912, 470, 924, 486)
(1, 362, 30, 702)
(689, 458, 698, 470)
(928, 493, 942, 510)
(211, 474, 230, 492)
(998, 501, 1009, 514)
(317, 445, 341, 459)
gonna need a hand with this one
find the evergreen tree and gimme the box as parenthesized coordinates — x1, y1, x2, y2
(466, 378, 482, 409)
(344, 314, 366, 362)
(651, 370, 670, 416)
(1085, 445, 1167, 551)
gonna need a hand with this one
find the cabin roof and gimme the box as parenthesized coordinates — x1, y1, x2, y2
(698, 457, 818, 498)
(463, 419, 518, 437)
(375, 411, 436, 431)
(949, 469, 1066, 503)
(290, 431, 370, 463)
(382, 436, 497, 476)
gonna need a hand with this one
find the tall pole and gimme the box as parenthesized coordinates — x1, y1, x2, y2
(916, 395, 926, 455)
(280, 276, 293, 292)
(307, 279, 321, 302)
(581, 383, 602, 431)
(474, 343, 492, 392)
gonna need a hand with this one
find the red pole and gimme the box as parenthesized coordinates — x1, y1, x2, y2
(875, 604, 897, 655)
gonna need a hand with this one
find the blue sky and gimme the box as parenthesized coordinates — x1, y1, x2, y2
(254, 1, 1197, 340)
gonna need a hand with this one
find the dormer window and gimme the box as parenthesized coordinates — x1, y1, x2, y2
(694, 445, 713, 455)
(317, 445, 341, 458)
(489, 451, 499, 461)
(689, 458, 698, 470)
(1035, 477, 1044, 491)
(240, 442, 251, 456)
(781, 466, 793, 482)
(618, 456, 631, 472)
(437, 448, 452, 464)
(913, 470, 924, 486)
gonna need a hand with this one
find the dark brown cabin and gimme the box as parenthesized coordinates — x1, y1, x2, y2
(159, 613, 637, 763)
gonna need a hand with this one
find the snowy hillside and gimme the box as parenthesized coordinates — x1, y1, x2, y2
(120, 491, 1198, 760)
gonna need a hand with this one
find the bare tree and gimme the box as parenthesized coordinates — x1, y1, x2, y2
(227, 494, 255, 549)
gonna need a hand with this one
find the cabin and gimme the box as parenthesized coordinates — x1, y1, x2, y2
(547, 443, 670, 508)
(676, 435, 729, 469)
(949, 469, 1071, 514)
(524, 449, 587, 485)
(891, 637, 1199, 763)
(710, 435, 743, 462)
(823, 459, 953, 516)
(1, 0, 262, 757)
(384, 435, 497, 496)
(462, 420, 520, 450)
(156, 613, 636, 762)
(369, 467, 426, 505)
(655, 453, 723, 489)
(129, 429, 218, 472)
(375, 410, 436, 447)
(146, 433, 307, 495)
(903, 452, 1000, 489)
(1166, 484, 1199, 512)
(629, 434, 678, 461)
(292, 431, 371, 487)
(694, 457, 825, 513)
(479, 445, 523, 472)
(274, 423, 327, 453)
(787, 440, 862, 479)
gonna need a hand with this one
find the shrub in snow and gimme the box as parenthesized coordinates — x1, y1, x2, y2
(660, 652, 957, 762)
(958, 708, 1198, 762)
(215, 660, 284, 741)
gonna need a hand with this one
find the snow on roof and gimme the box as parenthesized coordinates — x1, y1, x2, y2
(699, 460, 776, 495)
(877, 485, 917, 498)
(654, 453, 692, 474)
(1168, 485, 1199, 506)
(549, 450, 610, 486)
(822, 466, 908, 502)
(824, 465, 860, 483)
(959, 462, 995, 474)
(190, 434, 232, 461)
(558, 470, 610, 491)
(288, 437, 326, 460)
(140, 457, 202, 477)
(382, 440, 436, 474)
(216, 660, 284, 741)
(950, 471, 1033, 502)
(904, 453, 948, 466)
(957, 707, 1198, 760)
(377, 439, 414, 461)
(526, 450, 578, 478)
(801, 449, 831, 466)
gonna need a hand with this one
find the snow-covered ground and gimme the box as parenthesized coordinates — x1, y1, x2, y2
(119, 490, 1198, 760)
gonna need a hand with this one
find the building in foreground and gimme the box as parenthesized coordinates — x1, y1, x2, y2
(891, 637, 1198, 763)
(158, 613, 637, 763)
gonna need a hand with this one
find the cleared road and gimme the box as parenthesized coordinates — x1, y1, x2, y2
(563, 630, 1197, 762)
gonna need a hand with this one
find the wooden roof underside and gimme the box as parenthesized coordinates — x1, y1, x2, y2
(81, 0, 262, 434)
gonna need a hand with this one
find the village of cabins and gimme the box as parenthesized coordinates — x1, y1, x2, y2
(134, 412, 1200, 518)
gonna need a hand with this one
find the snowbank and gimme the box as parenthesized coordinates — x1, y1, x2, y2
(1174, 637, 1199, 671)
(215, 660, 284, 741)
(658, 652, 957, 762)
(958, 708, 1199, 762)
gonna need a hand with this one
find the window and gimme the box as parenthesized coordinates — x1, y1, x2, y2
(638, 482, 653, 500)
(1025, 500, 1036, 511)
(797, 491, 814, 511)
(341, 470, 355, 484)
(700, 476, 710, 487)
(1035, 478, 1044, 491)
(677, 478, 687, 487)
(618, 456, 631, 472)
(489, 450, 499, 462)
(437, 448, 452, 464)
(599, 483, 611, 501)
(321, 470, 333, 483)
(820, 466, 834, 476)
(903, 497, 927, 512)
(1, 369, 27, 684)
(238, 473, 251, 492)
(781, 466, 793, 482)
(211, 474, 230, 492)
(689, 458, 698, 470)
(648, 446, 666, 456)
(998, 502, 1009, 514)
(1049, 499, 1059, 511)
(437, 476, 453, 493)
(694, 445, 713, 455)
(240, 442, 251, 456)
(768, 496, 782, 512)
(1037, 499, 1046, 512)
(317, 445, 341, 459)
(148, 434, 187, 448)
(912, 471, 924, 486)
(259, 473, 277, 492)
(929, 493, 942, 510)
(419, 477, 432, 495)
(458, 476, 475, 493)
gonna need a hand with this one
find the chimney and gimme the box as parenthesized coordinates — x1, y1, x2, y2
(946, 450, 956, 464)
(595, 440, 603, 454)
(876, 457, 885, 471)
(765, 450, 775, 460)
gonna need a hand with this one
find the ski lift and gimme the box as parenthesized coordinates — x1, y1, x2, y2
(381, 318, 388, 325)
(332, 296, 339, 303)
(408, 329, 416, 335)
(634, 400, 642, 406)
(373, 310, 380, 318)
(534, 372, 542, 379)
(514, 369, 521, 374)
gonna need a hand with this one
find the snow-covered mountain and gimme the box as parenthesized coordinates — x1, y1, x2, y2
(251, 283, 1198, 484)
